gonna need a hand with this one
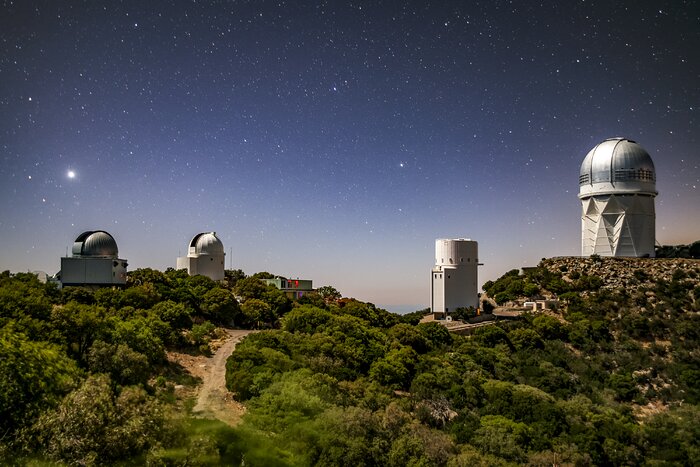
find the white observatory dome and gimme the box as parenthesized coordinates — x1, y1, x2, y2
(578, 137, 656, 198)
(72, 230, 119, 258)
(190, 232, 224, 255)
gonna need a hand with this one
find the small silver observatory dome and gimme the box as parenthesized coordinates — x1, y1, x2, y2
(189, 232, 224, 256)
(578, 137, 657, 198)
(71, 231, 119, 257)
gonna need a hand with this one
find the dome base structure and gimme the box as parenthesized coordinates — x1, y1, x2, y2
(581, 194, 655, 257)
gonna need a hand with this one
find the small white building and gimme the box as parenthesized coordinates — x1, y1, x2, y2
(59, 230, 128, 288)
(430, 239, 479, 316)
(579, 137, 657, 257)
(177, 232, 225, 281)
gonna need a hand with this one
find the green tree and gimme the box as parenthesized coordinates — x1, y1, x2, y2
(151, 300, 192, 329)
(417, 321, 453, 348)
(59, 286, 95, 305)
(109, 317, 165, 363)
(472, 415, 531, 462)
(224, 268, 246, 287)
(306, 406, 383, 466)
(201, 288, 240, 325)
(400, 308, 431, 325)
(51, 302, 108, 362)
(608, 372, 638, 402)
(93, 287, 122, 309)
(473, 325, 511, 348)
(508, 328, 544, 350)
(387, 422, 456, 467)
(252, 271, 276, 280)
(387, 323, 431, 353)
(0, 272, 53, 326)
(369, 346, 418, 390)
(234, 277, 267, 301)
(282, 306, 334, 334)
(30, 374, 176, 464)
(119, 283, 161, 309)
(643, 405, 700, 465)
(531, 314, 565, 340)
(316, 285, 342, 302)
(0, 325, 80, 434)
(87, 340, 150, 386)
(241, 299, 274, 328)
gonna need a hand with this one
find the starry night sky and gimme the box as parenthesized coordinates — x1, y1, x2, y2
(1, 1, 698, 311)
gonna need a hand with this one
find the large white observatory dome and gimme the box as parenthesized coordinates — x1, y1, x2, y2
(71, 230, 119, 258)
(578, 137, 657, 257)
(578, 137, 656, 198)
(190, 232, 224, 255)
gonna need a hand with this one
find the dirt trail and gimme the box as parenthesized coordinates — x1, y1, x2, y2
(190, 329, 254, 426)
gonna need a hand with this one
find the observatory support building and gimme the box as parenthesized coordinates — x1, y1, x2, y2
(59, 230, 128, 288)
(177, 232, 226, 281)
(430, 239, 479, 315)
(578, 138, 657, 257)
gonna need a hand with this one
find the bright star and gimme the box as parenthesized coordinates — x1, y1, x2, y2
(67, 170, 76, 179)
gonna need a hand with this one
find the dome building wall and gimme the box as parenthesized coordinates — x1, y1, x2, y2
(176, 232, 225, 281)
(578, 138, 657, 257)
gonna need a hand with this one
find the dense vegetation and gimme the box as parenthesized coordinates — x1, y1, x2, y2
(482, 266, 605, 305)
(656, 241, 700, 259)
(2, 258, 700, 465)
(0, 267, 295, 464)
(225, 261, 700, 466)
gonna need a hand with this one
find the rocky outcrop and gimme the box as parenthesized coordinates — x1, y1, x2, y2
(539, 256, 700, 298)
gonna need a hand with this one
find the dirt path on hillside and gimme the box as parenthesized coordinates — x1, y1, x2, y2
(189, 329, 254, 426)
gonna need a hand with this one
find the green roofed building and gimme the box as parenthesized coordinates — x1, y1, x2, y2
(262, 277, 313, 299)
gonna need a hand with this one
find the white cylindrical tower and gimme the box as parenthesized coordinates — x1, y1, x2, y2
(431, 239, 479, 314)
(578, 138, 657, 257)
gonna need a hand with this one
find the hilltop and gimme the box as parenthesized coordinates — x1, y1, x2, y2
(2, 260, 699, 465)
(541, 256, 700, 298)
(484, 256, 700, 312)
